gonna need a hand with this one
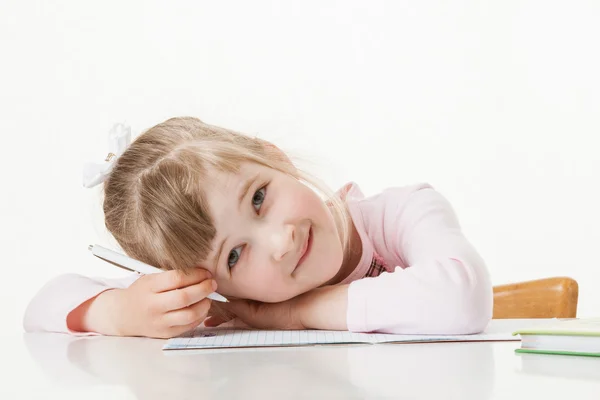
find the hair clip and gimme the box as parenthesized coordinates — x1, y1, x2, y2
(104, 152, 117, 162)
(82, 123, 132, 188)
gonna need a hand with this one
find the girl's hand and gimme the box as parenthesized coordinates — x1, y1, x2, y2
(75, 269, 217, 338)
(204, 285, 350, 331)
(204, 297, 306, 330)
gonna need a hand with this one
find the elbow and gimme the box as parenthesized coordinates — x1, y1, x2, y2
(23, 286, 43, 332)
(22, 299, 41, 333)
(448, 300, 492, 334)
(21, 273, 81, 333)
(443, 255, 493, 334)
(22, 284, 54, 333)
(442, 280, 493, 334)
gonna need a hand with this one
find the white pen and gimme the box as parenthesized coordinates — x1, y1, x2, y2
(88, 244, 228, 302)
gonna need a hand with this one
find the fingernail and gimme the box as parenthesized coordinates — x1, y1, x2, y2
(211, 280, 218, 291)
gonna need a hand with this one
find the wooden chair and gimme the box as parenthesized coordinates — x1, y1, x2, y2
(493, 277, 579, 319)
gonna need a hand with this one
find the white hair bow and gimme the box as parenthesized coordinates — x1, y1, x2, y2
(82, 123, 132, 188)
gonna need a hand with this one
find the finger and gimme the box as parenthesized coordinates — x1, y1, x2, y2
(204, 315, 231, 327)
(166, 318, 205, 338)
(163, 298, 212, 327)
(151, 317, 204, 339)
(150, 268, 212, 293)
(157, 279, 217, 312)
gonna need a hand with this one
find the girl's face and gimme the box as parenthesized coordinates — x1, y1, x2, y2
(200, 162, 344, 302)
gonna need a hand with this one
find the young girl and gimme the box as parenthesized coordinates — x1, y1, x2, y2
(23, 117, 493, 339)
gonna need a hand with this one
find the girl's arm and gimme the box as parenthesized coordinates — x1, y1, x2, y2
(24, 269, 217, 338)
(295, 186, 493, 334)
(345, 186, 492, 334)
(23, 273, 140, 335)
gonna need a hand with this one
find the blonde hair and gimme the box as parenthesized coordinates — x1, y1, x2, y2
(102, 116, 349, 273)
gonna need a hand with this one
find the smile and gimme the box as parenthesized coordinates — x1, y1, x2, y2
(295, 226, 313, 271)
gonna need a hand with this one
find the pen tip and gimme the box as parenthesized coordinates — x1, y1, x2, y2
(88, 245, 93, 251)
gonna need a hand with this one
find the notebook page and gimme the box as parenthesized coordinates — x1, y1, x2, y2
(163, 328, 517, 350)
(369, 331, 517, 344)
(164, 328, 374, 350)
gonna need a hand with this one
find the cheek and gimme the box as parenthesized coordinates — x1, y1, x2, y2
(295, 190, 331, 222)
(232, 268, 291, 300)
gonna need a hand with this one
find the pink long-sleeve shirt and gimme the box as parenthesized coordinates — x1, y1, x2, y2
(23, 182, 493, 335)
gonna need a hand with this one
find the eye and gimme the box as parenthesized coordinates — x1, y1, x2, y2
(252, 186, 267, 212)
(227, 246, 242, 269)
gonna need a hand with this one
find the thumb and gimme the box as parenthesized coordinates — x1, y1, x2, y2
(204, 315, 231, 327)
(220, 299, 259, 322)
(204, 299, 253, 327)
(220, 299, 250, 314)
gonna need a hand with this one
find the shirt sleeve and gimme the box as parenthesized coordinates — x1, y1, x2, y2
(346, 187, 493, 334)
(23, 273, 141, 336)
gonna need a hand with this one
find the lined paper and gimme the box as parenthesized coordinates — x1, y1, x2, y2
(163, 327, 516, 350)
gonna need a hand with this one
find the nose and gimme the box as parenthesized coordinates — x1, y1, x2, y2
(269, 223, 295, 261)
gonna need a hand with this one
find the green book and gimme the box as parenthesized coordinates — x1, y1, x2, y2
(512, 318, 600, 357)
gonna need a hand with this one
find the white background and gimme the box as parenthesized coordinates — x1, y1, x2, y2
(2, 0, 599, 346)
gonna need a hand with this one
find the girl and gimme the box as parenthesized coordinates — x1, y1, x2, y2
(23, 117, 493, 338)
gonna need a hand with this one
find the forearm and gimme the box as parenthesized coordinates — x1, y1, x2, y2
(67, 289, 124, 336)
(23, 273, 138, 335)
(347, 260, 492, 334)
(297, 284, 349, 330)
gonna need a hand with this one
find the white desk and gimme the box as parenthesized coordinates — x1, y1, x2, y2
(6, 320, 600, 399)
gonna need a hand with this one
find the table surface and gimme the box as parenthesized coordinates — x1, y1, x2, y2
(5, 319, 600, 399)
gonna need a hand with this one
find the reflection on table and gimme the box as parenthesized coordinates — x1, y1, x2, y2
(23, 332, 496, 399)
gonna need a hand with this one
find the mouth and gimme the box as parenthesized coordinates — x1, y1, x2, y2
(295, 226, 313, 271)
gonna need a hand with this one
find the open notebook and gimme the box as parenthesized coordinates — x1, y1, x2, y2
(162, 319, 566, 351)
(163, 326, 518, 351)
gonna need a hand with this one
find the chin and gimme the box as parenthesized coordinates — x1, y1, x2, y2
(261, 292, 296, 303)
(325, 248, 345, 279)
